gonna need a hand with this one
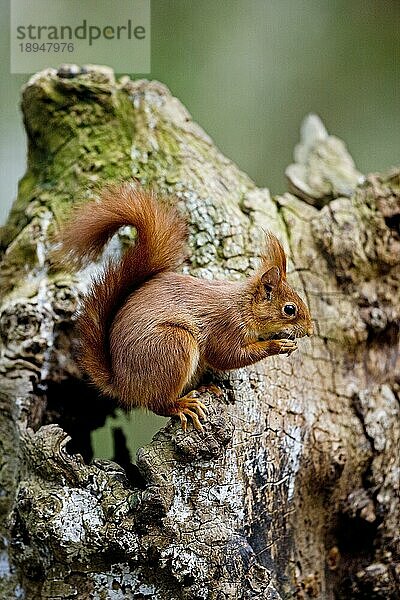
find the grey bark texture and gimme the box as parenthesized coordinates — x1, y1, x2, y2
(0, 65, 399, 600)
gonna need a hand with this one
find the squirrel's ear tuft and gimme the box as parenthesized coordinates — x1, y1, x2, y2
(261, 232, 287, 278)
(261, 266, 281, 289)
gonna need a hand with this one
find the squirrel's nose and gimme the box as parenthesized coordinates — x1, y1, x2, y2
(306, 324, 313, 337)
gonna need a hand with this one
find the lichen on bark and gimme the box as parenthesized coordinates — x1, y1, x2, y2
(0, 65, 399, 600)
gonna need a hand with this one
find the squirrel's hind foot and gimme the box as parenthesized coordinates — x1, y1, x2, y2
(173, 391, 208, 432)
(197, 384, 223, 397)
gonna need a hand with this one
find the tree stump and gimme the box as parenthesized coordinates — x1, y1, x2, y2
(0, 65, 399, 600)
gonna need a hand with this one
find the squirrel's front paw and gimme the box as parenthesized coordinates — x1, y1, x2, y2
(272, 338, 297, 355)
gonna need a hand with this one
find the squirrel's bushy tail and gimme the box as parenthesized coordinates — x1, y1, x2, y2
(58, 183, 187, 396)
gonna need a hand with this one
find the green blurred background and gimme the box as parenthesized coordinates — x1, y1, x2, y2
(0, 0, 399, 459)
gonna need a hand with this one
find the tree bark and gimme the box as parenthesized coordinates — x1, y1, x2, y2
(0, 65, 399, 600)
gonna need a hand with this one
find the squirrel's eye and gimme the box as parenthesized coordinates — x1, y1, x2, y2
(283, 303, 297, 317)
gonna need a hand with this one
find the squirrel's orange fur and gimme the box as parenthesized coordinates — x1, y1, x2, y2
(58, 183, 313, 431)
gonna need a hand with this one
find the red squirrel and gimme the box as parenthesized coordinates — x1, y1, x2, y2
(58, 183, 313, 432)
